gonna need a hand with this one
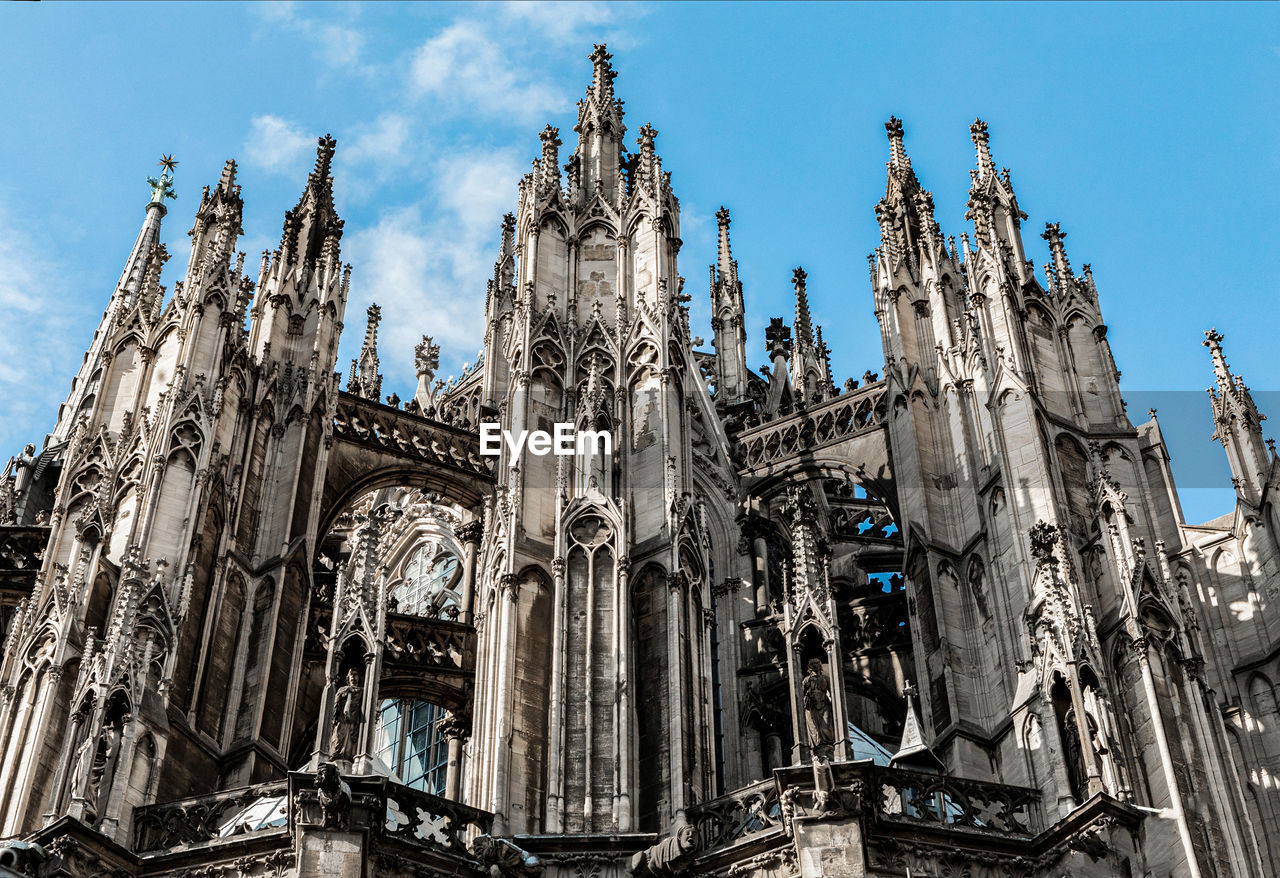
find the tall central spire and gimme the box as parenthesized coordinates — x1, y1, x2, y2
(573, 43, 626, 201)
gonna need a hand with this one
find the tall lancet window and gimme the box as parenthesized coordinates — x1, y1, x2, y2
(564, 513, 617, 830)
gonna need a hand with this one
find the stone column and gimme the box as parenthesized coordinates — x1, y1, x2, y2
(442, 710, 471, 801)
(456, 520, 483, 624)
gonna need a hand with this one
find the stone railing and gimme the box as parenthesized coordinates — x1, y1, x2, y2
(686, 778, 784, 851)
(383, 613, 475, 676)
(734, 383, 885, 471)
(133, 780, 288, 853)
(383, 782, 492, 855)
(869, 765, 1041, 838)
(694, 763, 1044, 859)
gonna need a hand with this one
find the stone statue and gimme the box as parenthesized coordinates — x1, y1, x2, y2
(630, 823, 699, 877)
(314, 762, 351, 830)
(329, 668, 365, 761)
(803, 658, 836, 757)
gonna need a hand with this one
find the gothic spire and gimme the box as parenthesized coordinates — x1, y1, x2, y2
(348, 304, 383, 401)
(50, 160, 177, 444)
(573, 44, 626, 201)
(1205, 328, 1273, 501)
(1042, 222, 1072, 286)
(710, 207, 749, 406)
(875, 117, 939, 278)
(187, 159, 244, 284)
(715, 206, 735, 280)
(970, 118, 995, 179)
(793, 267, 814, 350)
(281, 135, 343, 268)
(117, 161, 175, 311)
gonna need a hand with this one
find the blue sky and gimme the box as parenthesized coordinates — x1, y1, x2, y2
(1, 1, 1275, 524)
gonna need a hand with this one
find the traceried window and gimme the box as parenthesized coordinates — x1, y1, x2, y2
(373, 698, 449, 795)
(393, 541, 461, 618)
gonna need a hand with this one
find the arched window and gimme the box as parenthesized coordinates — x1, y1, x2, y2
(374, 698, 450, 795)
(394, 541, 461, 618)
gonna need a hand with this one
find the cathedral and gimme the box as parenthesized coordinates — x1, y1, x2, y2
(0, 44, 1276, 878)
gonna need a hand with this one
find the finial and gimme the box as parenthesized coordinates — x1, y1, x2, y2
(1042, 223, 1071, 280)
(885, 116, 907, 169)
(970, 118, 994, 177)
(637, 123, 658, 150)
(715, 206, 734, 276)
(902, 679, 917, 701)
(792, 266, 807, 290)
(217, 159, 237, 193)
(314, 134, 338, 180)
(1204, 327, 1234, 386)
(588, 43, 617, 100)
(147, 155, 178, 205)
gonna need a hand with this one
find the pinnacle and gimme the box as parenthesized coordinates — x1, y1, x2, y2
(588, 43, 617, 101)
(218, 159, 237, 193)
(313, 134, 338, 182)
(885, 116, 908, 169)
(970, 118, 994, 177)
(1042, 223, 1071, 278)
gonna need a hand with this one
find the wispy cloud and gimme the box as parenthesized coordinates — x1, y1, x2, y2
(257, 1, 366, 70)
(345, 148, 525, 392)
(0, 201, 90, 452)
(409, 21, 568, 123)
(496, 1, 623, 46)
(346, 114, 413, 166)
(244, 115, 315, 175)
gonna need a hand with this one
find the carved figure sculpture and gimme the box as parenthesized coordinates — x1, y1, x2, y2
(315, 762, 352, 830)
(329, 668, 365, 761)
(630, 823, 699, 877)
(803, 658, 836, 757)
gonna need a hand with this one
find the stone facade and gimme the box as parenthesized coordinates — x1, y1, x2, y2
(0, 44, 1275, 878)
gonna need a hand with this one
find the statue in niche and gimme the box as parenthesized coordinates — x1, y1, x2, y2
(329, 668, 365, 761)
(1061, 706, 1087, 801)
(803, 658, 836, 758)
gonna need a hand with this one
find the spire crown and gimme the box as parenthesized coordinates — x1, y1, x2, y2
(588, 44, 617, 103)
(1042, 222, 1072, 281)
(970, 118, 995, 177)
(885, 116, 908, 170)
(715, 206, 734, 277)
(1204, 328, 1233, 386)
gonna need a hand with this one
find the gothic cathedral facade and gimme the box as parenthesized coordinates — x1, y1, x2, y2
(0, 45, 1275, 878)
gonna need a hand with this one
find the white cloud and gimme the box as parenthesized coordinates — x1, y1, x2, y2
(0, 202, 92, 452)
(497, 1, 619, 45)
(409, 21, 568, 123)
(256, 2, 366, 70)
(344, 148, 525, 394)
(244, 115, 315, 175)
(346, 114, 413, 166)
